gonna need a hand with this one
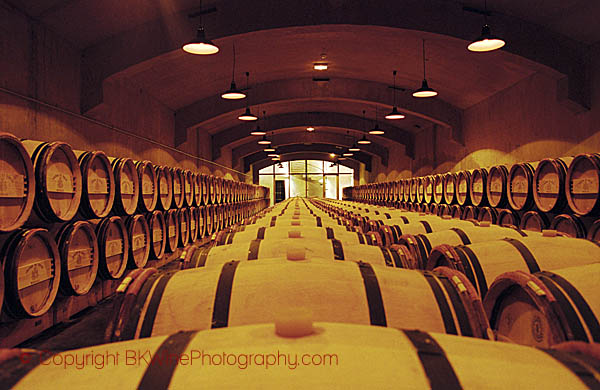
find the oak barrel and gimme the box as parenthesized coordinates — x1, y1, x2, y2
(22, 140, 82, 223)
(519, 210, 550, 232)
(484, 263, 600, 347)
(549, 214, 586, 238)
(433, 174, 444, 204)
(426, 233, 600, 298)
(192, 172, 202, 206)
(2, 228, 61, 318)
(108, 262, 489, 340)
(165, 209, 179, 253)
(201, 174, 210, 205)
(469, 168, 488, 207)
(198, 206, 206, 239)
(443, 173, 458, 204)
(497, 209, 520, 227)
(135, 160, 158, 213)
(476, 207, 498, 224)
(155, 166, 173, 211)
(486, 165, 509, 208)
(95, 216, 129, 280)
(533, 157, 573, 213)
(456, 171, 471, 206)
(189, 206, 199, 243)
(508, 161, 538, 211)
(125, 214, 150, 269)
(55, 221, 99, 296)
(110, 157, 139, 216)
(146, 210, 166, 260)
(587, 219, 600, 242)
(178, 207, 190, 247)
(75, 151, 115, 219)
(183, 169, 194, 207)
(170, 167, 185, 209)
(566, 154, 600, 215)
(0, 133, 35, 231)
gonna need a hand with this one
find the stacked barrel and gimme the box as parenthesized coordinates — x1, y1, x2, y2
(3, 196, 599, 389)
(347, 155, 600, 241)
(0, 132, 269, 331)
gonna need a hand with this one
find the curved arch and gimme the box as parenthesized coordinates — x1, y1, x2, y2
(214, 112, 413, 159)
(233, 130, 389, 167)
(175, 77, 461, 147)
(243, 143, 371, 172)
(82, 5, 588, 113)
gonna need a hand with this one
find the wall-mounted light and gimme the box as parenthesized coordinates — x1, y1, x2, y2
(413, 40, 438, 98)
(221, 44, 246, 99)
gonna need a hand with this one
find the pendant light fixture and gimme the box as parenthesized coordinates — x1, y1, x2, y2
(258, 135, 271, 145)
(413, 40, 438, 98)
(250, 110, 266, 136)
(264, 146, 276, 153)
(182, 0, 219, 55)
(221, 44, 246, 100)
(369, 107, 385, 135)
(306, 126, 315, 132)
(357, 110, 371, 145)
(385, 71, 405, 120)
(467, 0, 505, 52)
(238, 72, 257, 121)
(346, 130, 360, 152)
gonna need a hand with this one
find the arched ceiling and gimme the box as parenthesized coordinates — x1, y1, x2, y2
(11, 0, 594, 172)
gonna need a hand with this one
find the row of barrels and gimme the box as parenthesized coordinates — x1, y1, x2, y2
(0, 199, 268, 320)
(312, 197, 600, 347)
(3, 197, 599, 389)
(330, 197, 600, 241)
(0, 132, 269, 232)
(346, 154, 600, 216)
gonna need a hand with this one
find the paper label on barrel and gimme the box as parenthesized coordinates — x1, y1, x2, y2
(181, 222, 187, 232)
(142, 181, 154, 195)
(0, 173, 25, 197)
(185, 182, 191, 193)
(105, 240, 123, 257)
(435, 183, 443, 194)
(120, 179, 134, 195)
(473, 182, 483, 193)
(153, 229, 163, 242)
(132, 234, 145, 251)
(491, 181, 502, 193)
(68, 248, 94, 271)
(190, 220, 196, 230)
(88, 177, 108, 194)
(17, 258, 54, 289)
(174, 182, 181, 195)
(169, 225, 176, 238)
(459, 181, 467, 193)
(571, 177, 597, 194)
(47, 173, 73, 193)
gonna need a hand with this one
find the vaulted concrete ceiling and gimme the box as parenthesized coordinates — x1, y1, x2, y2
(10, 0, 595, 170)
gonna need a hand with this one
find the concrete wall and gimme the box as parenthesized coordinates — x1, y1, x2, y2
(373, 43, 600, 181)
(0, 8, 248, 181)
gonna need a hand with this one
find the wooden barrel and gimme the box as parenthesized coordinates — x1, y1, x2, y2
(486, 165, 509, 208)
(2, 228, 60, 318)
(183, 169, 194, 207)
(0, 261, 3, 315)
(408, 178, 417, 203)
(461, 205, 479, 221)
(147, 210, 166, 260)
(423, 176, 434, 204)
(55, 221, 99, 296)
(469, 168, 488, 207)
(392, 180, 401, 202)
(477, 207, 498, 224)
(110, 157, 140, 216)
(508, 162, 538, 211)
(456, 171, 471, 206)
(519, 210, 550, 232)
(22, 140, 82, 223)
(415, 177, 425, 203)
(432, 174, 444, 204)
(207, 176, 217, 204)
(587, 219, 600, 242)
(170, 167, 185, 209)
(443, 173, 458, 204)
(108, 262, 489, 340)
(402, 178, 411, 201)
(75, 150, 115, 219)
(484, 263, 600, 347)
(197, 206, 206, 239)
(398, 222, 527, 269)
(216, 177, 224, 204)
(549, 214, 586, 238)
(193, 172, 202, 206)
(449, 204, 463, 219)
(188, 206, 199, 243)
(497, 209, 520, 227)
(204, 205, 214, 236)
(426, 233, 600, 298)
(566, 154, 600, 216)
(125, 214, 150, 269)
(165, 209, 179, 253)
(15, 320, 600, 389)
(200, 174, 210, 205)
(94, 216, 129, 280)
(155, 165, 173, 211)
(0, 133, 35, 231)
(178, 207, 190, 247)
(534, 157, 573, 213)
(215, 226, 379, 247)
(135, 160, 158, 213)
